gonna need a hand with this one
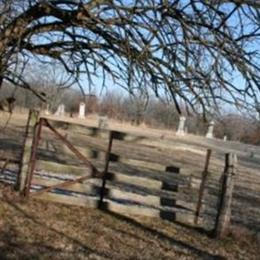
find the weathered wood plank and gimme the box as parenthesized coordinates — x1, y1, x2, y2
(105, 187, 160, 206)
(34, 157, 200, 191)
(103, 199, 199, 224)
(44, 117, 150, 143)
(109, 155, 171, 172)
(35, 160, 96, 176)
(106, 171, 201, 195)
(34, 191, 197, 224)
(34, 190, 160, 217)
(31, 169, 202, 212)
(101, 200, 159, 217)
(34, 192, 98, 208)
(42, 117, 109, 138)
(105, 187, 197, 212)
(32, 174, 198, 210)
(32, 166, 200, 199)
(107, 171, 162, 190)
(32, 176, 99, 194)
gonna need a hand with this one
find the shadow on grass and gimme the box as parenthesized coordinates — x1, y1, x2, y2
(101, 209, 225, 259)
(1, 196, 226, 259)
(0, 226, 91, 260)
(1, 199, 110, 259)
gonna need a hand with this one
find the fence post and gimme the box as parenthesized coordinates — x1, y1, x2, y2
(24, 117, 43, 197)
(98, 131, 114, 209)
(214, 153, 237, 238)
(16, 110, 39, 192)
(194, 149, 212, 224)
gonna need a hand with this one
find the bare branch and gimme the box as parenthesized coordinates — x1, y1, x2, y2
(0, 0, 259, 116)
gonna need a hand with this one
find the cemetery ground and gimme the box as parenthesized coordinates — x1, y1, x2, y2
(0, 182, 259, 259)
(0, 111, 260, 259)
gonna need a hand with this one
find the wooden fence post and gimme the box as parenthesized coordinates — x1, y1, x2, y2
(214, 153, 237, 238)
(24, 118, 43, 197)
(98, 131, 114, 209)
(194, 149, 212, 224)
(16, 110, 39, 193)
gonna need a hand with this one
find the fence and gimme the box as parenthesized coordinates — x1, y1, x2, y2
(6, 111, 238, 238)
(0, 111, 241, 238)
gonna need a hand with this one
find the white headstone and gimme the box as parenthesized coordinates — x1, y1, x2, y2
(223, 135, 227, 141)
(54, 104, 65, 116)
(206, 121, 215, 138)
(44, 104, 50, 115)
(78, 102, 86, 119)
(176, 116, 186, 136)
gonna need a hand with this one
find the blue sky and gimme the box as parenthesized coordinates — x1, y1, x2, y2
(21, 0, 260, 117)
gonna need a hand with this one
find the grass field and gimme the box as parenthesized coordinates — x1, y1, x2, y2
(0, 183, 259, 260)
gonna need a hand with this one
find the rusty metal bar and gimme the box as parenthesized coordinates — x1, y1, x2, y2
(98, 131, 114, 209)
(194, 149, 212, 224)
(24, 118, 43, 197)
(43, 118, 102, 178)
(30, 173, 96, 197)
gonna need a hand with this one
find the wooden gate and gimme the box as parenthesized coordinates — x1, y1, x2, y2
(19, 116, 198, 223)
(24, 118, 107, 197)
(17, 113, 238, 236)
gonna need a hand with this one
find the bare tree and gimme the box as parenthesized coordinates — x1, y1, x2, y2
(0, 0, 259, 116)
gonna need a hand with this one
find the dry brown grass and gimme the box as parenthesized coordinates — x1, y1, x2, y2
(0, 183, 259, 260)
(0, 111, 260, 259)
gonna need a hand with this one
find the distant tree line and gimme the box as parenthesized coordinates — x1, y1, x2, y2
(1, 81, 259, 145)
(99, 92, 260, 145)
(0, 0, 260, 118)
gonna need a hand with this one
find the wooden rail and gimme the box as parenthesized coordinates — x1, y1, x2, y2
(16, 114, 240, 232)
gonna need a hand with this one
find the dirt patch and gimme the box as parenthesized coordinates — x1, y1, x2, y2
(0, 183, 259, 260)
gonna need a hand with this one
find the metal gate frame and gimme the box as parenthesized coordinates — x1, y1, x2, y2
(23, 117, 114, 201)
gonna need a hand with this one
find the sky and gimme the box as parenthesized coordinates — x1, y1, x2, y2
(19, 0, 260, 118)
